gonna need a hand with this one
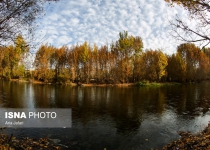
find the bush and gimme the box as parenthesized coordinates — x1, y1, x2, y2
(136, 80, 150, 86)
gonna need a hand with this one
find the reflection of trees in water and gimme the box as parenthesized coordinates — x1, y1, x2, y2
(66, 85, 210, 132)
(32, 84, 51, 108)
(0, 81, 27, 108)
(165, 83, 210, 118)
(107, 88, 142, 133)
(1, 81, 210, 131)
(114, 115, 141, 134)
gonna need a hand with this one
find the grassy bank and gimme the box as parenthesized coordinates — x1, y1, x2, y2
(136, 81, 181, 87)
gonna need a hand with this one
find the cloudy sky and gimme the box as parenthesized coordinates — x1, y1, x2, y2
(35, 0, 189, 54)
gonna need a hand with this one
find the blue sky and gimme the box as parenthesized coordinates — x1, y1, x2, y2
(34, 0, 189, 54)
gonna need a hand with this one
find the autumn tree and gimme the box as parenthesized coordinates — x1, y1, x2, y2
(203, 47, 210, 57)
(53, 45, 69, 83)
(0, 46, 5, 76)
(92, 44, 99, 80)
(111, 31, 143, 83)
(197, 51, 210, 80)
(67, 45, 80, 83)
(33, 44, 56, 82)
(0, 46, 10, 78)
(177, 43, 201, 81)
(97, 45, 110, 83)
(167, 43, 210, 82)
(131, 36, 144, 82)
(12, 35, 29, 78)
(165, 0, 210, 47)
(167, 53, 187, 82)
(141, 50, 168, 82)
(78, 42, 92, 83)
(0, 35, 29, 79)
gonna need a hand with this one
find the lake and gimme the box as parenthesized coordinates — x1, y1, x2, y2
(1, 80, 210, 149)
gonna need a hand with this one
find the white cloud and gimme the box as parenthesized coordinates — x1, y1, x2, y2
(56, 35, 72, 46)
(48, 14, 60, 21)
(34, 0, 192, 54)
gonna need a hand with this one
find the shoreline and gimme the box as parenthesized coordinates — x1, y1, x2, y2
(1, 123, 210, 149)
(0, 133, 67, 149)
(162, 123, 210, 149)
(7, 79, 181, 87)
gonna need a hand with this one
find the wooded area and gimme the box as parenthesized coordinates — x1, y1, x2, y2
(0, 0, 209, 84)
(0, 31, 210, 84)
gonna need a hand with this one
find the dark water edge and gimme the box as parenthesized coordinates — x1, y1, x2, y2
(0, 81, 210, 149)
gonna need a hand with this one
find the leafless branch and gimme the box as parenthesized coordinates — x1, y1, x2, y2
(0, 0, 58, 47)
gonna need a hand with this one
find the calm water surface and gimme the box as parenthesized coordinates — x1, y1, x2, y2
(1, 81, 210, 149)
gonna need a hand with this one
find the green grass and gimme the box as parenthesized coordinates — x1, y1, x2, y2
(136, 81, 181, 87)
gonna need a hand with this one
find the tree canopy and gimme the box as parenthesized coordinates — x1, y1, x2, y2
(1, 31, 210, 84)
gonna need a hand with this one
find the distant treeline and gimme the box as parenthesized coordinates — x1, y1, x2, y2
(1, 31, 210, 84)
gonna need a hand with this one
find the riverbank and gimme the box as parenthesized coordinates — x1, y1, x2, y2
(8, 78, 181, 87)
(1, 123, 210, 149)
(162, 123, 210, 150)
(0, 133, 67, 149)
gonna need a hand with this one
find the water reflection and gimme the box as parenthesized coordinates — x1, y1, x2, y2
(1, 81, 210, 149)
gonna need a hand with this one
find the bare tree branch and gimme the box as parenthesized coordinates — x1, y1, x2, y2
(166, 0, 210, 47)
(0, 0, 58, 46)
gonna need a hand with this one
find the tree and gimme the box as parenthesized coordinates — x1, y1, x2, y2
(131, 36, 144, 82)
(54, 45, 68, 82)
(14, 34, 30, 66)
(111, 31, 143, 83)
(0, 35, 29, 78)
(98, 45, 109, 83)
(167, 53, 187, 82)
(203, 47, 210, 57)
(67, 45, 80, 83)
(197, 51, 210, 80)
(177, 43, 201, 81)
(141, 50, 168, 82)
(0, 46, 10, 78)
(0, 0, 58, 45)
(33, 44, 56, 82)
(165, 0, 210, 47)
(167, 42, 210, 82)
(79, 41, 91, 83)
(92, 44, 99, 80)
